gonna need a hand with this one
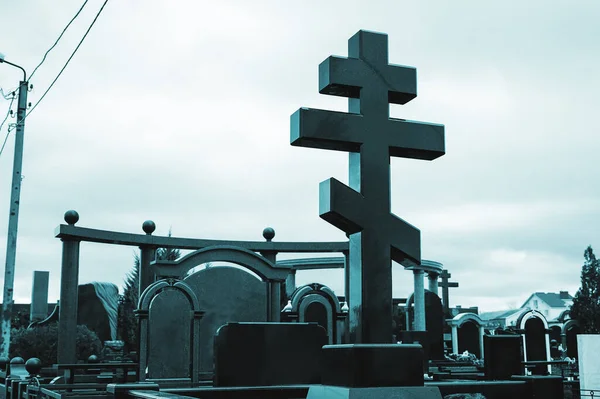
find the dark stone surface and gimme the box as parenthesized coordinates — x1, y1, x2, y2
(77, 283, 118, 342)
(184, 266, 268, 376)
(147, 288, 192, 379)
(524, 317, 547, 372)
(434, 381, 527, 399)
(306, 386, 442, 399)
(320, 344, 424, 387)
(290, 29, 445, 343)
(458, 321, 481, 358)
(305, 302, 328, 332)
(107, 383, 159, 399)
(425, 291, 445, 360)
(483, 335, 523, 380)
(512, 375, 563, 399)
(565, 325, 579, 358)
(400, 330, 429, 372)
(213, 322, 327, 387)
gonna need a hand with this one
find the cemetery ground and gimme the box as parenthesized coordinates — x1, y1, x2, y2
(1, 29, 598, 399)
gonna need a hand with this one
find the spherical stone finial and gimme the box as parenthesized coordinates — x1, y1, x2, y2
(25, 358, 42, 376)
(263, 227, 275, 242)
(142, 220, 156, 235)
(10, 357, 24, 364)
(87, 354, 99, 363)
(64, 210, 79, 225)
(0, 357, 9, 370)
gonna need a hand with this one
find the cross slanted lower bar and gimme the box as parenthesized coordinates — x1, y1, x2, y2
(290, 30, 445, 343)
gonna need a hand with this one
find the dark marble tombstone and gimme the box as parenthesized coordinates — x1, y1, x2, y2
(138, 279, 201, 384)
(458, 321, 481, 358)
(549, 326, 561, 343)
(77, 282, 119, 342)
(287, 283, 344, 344)
(147, 289, 192, 379)
(524, 317, 547, 369)
(183, 266, 268, 377)
(305, 302, 329, 332)
(565, 324, 579, 358)
(425, 291, 445, 360)
(484, 335, 523, 380)
(213, 322, 327, 386)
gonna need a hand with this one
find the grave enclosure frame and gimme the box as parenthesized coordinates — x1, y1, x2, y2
(54, 211, 349, 365)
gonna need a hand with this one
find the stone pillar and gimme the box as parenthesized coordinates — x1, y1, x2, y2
(479, 326, 485, 359)
(343, 250, 350, 308)
(451, 324, 459, 354)
(428, 272, 439, 295)
(269, 281, 282, 322)
(139, 221, 157, 301)
(57, 210, 81, 365)
(413, 269, 426, 331)
(30, 271, 49, 322)
(260, 227, 280, 322)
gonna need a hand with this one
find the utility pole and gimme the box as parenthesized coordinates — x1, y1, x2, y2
(0, 56, 28, 358)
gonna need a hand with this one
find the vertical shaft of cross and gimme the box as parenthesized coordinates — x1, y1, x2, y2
(348, 143, 393, 343)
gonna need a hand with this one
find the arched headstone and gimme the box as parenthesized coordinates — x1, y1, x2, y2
(458, 321, 481, 358)
(517, 310, 550, 374)
(184, 266, 268, 376)
(137, 280, 202, 383)
(524, 318, 546, 361)
(287, 283, 345, 344)
(448, 313, 485, 359)
(565, 322, 580, 359)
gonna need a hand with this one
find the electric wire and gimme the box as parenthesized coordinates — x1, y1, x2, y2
(29, 0, 90, 81)
(0, 96, 16, 158)
(0, 88, 17, 100)
(8, 0, 109, 133)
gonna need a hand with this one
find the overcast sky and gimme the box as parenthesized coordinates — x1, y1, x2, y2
(1, 1, 599, 312)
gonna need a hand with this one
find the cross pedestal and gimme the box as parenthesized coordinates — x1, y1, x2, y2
(291, 30, 445, 344)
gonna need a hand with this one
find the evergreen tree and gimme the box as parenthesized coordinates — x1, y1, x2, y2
(569, 246, 600, 333)
(117, 230, 182, 353)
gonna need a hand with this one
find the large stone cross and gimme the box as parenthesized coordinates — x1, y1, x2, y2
(290, 30, 445, 343)
(439, 269, 459, 314)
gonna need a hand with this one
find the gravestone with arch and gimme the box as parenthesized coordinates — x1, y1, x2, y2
(54, 212, 348, 376)
(285, 282, 346, 344)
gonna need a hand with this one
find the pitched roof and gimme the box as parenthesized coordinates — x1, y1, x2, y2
(531, 292, 573, 308)
(479, 308, 525, 321)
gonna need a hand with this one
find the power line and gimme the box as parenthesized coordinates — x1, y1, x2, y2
(29, 0, 90, 81)
(0, 88, 17, 100)
(0, 96, 16, 158)
(9, 0, 109, 133)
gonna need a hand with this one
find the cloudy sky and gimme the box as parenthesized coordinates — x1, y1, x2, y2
(1, 1, 599, 312)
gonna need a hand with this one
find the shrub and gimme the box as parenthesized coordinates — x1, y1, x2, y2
(9, 323, 102, 366)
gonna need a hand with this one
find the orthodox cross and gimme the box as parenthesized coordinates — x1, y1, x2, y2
(290, 30, 445, 343)
(439, 269, 459, 314)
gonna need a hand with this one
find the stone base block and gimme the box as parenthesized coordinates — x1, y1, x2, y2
(512, 375, 563, 399)
(307, 385, 442, 399)
(321, 344, 424, 387)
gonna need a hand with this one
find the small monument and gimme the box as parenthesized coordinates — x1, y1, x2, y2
(30, 271, 49, 323)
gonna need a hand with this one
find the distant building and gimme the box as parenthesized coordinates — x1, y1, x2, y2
(479, 291, 573, 329)
(520, 291, 573, 321)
